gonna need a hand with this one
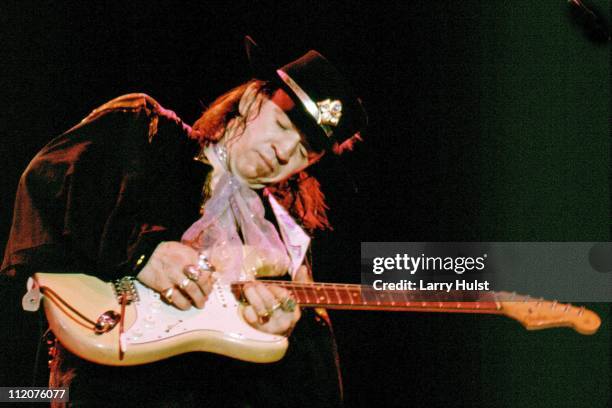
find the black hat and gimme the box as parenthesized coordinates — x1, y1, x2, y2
(244, 36, 367, 153)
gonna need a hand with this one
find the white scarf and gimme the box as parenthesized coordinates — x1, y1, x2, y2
(181, 145, 310, 282)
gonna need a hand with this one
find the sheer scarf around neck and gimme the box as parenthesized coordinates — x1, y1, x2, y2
(181, 148, 291, 282)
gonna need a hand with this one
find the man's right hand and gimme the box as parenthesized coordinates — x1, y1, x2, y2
(136, 241, 215, 310)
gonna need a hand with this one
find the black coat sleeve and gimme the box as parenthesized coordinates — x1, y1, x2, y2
(1, 94, 206, 280)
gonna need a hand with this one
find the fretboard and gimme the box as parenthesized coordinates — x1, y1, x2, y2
(230, 281, 501, 314)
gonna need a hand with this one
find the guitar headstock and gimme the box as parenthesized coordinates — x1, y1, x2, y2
(498, 293, 601, 335)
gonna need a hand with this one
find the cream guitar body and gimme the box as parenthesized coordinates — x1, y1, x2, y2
(30, 273, 287, 366)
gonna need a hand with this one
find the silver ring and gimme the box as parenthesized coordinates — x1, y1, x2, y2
(184, 265, 202, 281)
(179, 277, 191, 289)
(197, 254, 216, 272)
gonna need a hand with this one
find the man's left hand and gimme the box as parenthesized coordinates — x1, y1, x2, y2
(241, 282, 300, 336)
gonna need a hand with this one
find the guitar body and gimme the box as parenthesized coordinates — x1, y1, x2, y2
(34, 273, 288, 366)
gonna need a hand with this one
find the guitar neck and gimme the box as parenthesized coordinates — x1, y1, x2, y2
(230, 281, 502, 315)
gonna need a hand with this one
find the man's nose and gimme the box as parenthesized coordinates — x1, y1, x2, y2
(274, 132, 300, 164)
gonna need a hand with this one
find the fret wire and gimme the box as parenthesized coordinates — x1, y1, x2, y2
(360, 286, 370, 304)
(333, 284, 342, 305)
(341, 284, 353, 305)
(298, 285, 310, 304)
(305, 286, 317, 304)
(292, 285, 309, 304)
(315, 285, 328, 305)
(346, 284, 354, 305)
(391, 291, 402, 306)
(387, 291, 397, 306)
(401, 289, 410, 306)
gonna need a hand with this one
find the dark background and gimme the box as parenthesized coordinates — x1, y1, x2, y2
(1, 1, 609, 407)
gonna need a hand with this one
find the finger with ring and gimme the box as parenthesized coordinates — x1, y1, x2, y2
(198, 253, 215, 272)
(256, 302, 282, 325)
(270, 302, 282, 313)
(179, 277, 191, 290)
(184, 265, 201, 281)
(268, 285, 298, 313)
(176, 273, 207, 309)
(257, 308, 272, 324)
(161, 287, 174, 304)
(280, 297, 297, 313)
(161, 285, 192, 310)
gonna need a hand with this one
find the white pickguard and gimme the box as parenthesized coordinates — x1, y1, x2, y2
(126, 281, 283, 346)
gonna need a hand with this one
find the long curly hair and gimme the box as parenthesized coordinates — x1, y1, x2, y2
(189, 80, 333, 232)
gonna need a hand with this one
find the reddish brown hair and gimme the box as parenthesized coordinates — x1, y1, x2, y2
(191, 80, 270, 144)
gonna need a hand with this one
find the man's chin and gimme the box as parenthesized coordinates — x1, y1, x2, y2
(234, 166, 279, 188)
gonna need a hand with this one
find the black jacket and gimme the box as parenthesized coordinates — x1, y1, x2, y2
(2, 93, 208, 279)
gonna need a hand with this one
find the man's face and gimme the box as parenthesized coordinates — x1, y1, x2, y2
(227, 88, 323, 188)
